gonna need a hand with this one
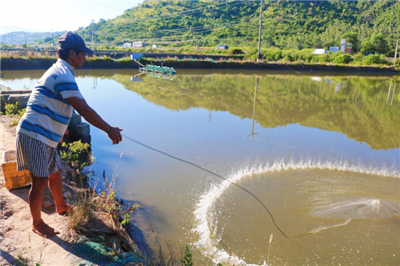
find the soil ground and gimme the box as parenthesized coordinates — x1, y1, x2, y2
(0, 115, 82, 266)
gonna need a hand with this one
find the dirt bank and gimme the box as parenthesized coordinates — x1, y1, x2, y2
(1, 56, 398, 73)
(0, 115, 141, 266)
(0, 115, 82, 266)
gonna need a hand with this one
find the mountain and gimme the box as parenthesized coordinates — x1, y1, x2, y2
(1, 25, 43, 35)
(1, 31, 66, 45)
(74, 0, 400, 55)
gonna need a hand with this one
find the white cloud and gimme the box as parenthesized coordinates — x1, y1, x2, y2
(1, 0, 143, 33)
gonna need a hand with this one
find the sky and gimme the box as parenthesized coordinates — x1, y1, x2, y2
(0, 0, 145, 34)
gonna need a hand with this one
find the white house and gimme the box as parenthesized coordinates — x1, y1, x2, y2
(133, 42, 146, 48)
(312, 49, 327, 55)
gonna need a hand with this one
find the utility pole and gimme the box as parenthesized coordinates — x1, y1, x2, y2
(257, 0, 264, 62)
(196, 39, 199, 53)
(92, 19, 94, 52)
(25, 33, 26, 47)
(52, 29, 54, 50)
(394, 40, 398, 62)
(93, 22, 96, 53)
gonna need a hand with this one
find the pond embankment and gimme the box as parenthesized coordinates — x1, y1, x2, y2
(1, 56, 399, 73)
(0, 115, 144, 266)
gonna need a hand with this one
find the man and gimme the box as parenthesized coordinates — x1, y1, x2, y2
(16, 31, 122, 238)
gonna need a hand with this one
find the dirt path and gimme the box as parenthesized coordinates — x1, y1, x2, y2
(0, 115, 82, 266)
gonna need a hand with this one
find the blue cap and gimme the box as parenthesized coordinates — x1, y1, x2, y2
(58, 31, 93, 54)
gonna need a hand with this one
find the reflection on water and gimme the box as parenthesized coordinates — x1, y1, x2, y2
(387, 81, 397, 106)
(111, 71, 400, 150)
(1, 69, 399, 265)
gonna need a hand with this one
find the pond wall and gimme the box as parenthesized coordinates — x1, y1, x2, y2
(1, 57, 398, 73)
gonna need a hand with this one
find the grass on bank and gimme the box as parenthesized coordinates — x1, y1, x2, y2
(13, 250, 42, 266)
(2, 47, 399, 69)
(1, 102, 26, 126)
(60, 141, 195, 265)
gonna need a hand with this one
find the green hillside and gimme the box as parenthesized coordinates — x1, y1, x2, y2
(76, 0, 400, 55)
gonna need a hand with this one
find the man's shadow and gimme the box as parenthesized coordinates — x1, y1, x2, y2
(0, 249, 20, 265)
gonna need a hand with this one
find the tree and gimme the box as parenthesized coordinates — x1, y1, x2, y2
(341, 32, 358, 53)
(370, 33, 389, 55)
(361, 40, 375, 53)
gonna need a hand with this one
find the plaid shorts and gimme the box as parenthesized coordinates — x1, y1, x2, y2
(16, 133, 61, 178)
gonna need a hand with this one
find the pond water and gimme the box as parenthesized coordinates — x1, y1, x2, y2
(1, 69, 399, 265)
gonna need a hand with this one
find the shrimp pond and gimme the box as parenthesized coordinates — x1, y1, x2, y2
(1, 69, 399, 265)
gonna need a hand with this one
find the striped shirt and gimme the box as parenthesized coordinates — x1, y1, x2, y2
(17, 59, 84, 147)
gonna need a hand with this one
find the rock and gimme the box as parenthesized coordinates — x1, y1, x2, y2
(76, 123, 90, 135)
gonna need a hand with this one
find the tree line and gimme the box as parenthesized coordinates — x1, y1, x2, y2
(75, 0, 400, 56)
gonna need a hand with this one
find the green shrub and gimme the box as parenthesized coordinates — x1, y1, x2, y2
(292, 49, 313, 61)
(333, 54, 352, 64)
(230, 49, 244, 55)
(362, 54, 381, 65)
(319, 54, 331, 63)
(395, 60, 400, 71)
(263, 49, 282, 61)
(282, 55, 292, 62)
(378, 55, 390, 65)
(310, 55, 321, 63)
(117, 57, 133, 66)
(60, 140, 91, 169)
(351, 54, 363, 65)
(353, 54, 363, 62)
(244, 48, 258, 60)
(3, 103, 26, 126)
(4, 103, 19, 116)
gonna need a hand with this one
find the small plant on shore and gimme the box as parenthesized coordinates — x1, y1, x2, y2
(147, 237, 179, 265)
(4, 102, 19, 116)
(395, 60, 400, 72)
(65, 165, 140, 236)
(67, 192, 93, 231)
(3, 103, 26, 126)
(13, 251, 41, 266)
(121, 212, 131, 226)
(180, 245, 193, 266)
(60, 140, 91, 170)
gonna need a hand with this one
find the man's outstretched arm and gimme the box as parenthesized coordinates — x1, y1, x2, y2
(67, 97, 122, 144)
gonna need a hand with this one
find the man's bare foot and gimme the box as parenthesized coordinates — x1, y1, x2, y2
(57, 203, 78, 216)
(32, 220, 60, 238)
(56, 203, 71, 215)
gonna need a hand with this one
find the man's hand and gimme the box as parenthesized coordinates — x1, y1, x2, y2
(67, 97, 123, 145)
(108, 127, 123, 144)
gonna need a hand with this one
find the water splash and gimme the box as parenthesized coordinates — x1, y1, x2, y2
(309, 198, 400, 219)
(191, 159, 400, 266)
